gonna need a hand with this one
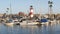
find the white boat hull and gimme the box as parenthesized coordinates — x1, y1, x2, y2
(20, 22, 39, 25)
(4, 23, 14, 26)
(40, 22, 49, 25)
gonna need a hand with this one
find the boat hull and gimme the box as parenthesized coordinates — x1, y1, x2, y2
(40, 22, 49, 25)
(4, 23, 14, 26)
(20, 22, 39, 25)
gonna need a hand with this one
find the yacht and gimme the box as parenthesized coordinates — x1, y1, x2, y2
(4, 18, 20, 26)
(20, 20, 39, 25)
(4, 19, 14, 26)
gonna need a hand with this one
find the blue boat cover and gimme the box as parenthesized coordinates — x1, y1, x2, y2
(40, 19, 48, 22)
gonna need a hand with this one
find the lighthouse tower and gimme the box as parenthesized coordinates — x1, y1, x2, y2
(29, 6, 34, 18)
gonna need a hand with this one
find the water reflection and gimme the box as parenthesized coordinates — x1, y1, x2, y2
(0, 23, 60, 34)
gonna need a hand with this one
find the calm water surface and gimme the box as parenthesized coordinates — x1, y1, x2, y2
(0, 23, 60, 34)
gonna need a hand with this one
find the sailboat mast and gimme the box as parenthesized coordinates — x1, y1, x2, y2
(10, 0, 12, 14)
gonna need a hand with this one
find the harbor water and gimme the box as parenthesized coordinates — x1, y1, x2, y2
(0, 22, 60, 34)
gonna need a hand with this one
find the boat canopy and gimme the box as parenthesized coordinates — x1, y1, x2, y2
(40, 18, 48, 22)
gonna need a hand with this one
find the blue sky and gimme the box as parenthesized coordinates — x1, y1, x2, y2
(0, 0, 60, 14)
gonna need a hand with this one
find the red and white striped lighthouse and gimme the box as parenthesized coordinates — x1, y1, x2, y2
(29, 6, 34, 18)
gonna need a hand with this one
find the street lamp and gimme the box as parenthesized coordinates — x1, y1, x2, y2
(48, 0, 53, 15)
